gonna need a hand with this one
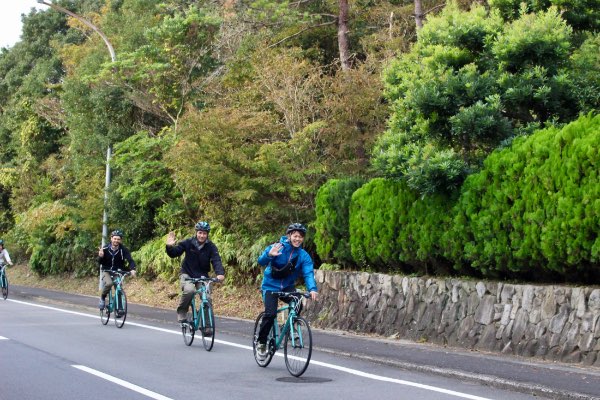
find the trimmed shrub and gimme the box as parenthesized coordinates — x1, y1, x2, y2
(349, 178, 454, 273)
(448, 113, 600, 281)
(314, 178, 364, 266)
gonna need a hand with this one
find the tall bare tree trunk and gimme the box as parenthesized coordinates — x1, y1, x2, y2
(414, 0, 424, 30)
(338, 0, 350, 70)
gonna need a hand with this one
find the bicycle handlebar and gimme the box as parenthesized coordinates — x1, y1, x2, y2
(104, 269, 132, 277)
(184, 277, 221, 283)
(269, 291, 310, 299)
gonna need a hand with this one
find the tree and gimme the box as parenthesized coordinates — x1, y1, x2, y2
(373, 4, 596, 195)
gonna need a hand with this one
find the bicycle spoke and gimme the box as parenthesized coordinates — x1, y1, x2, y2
(253, 312, 274, 367)
(114, 290, 127, 328)
(201, 301, 215, 351)
(284, 316, 312, 377)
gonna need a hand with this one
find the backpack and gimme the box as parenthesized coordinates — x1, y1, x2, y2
(270, 247, 299, 279)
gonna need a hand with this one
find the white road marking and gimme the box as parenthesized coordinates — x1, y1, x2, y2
(0, 335, 8, 340)
(72, 365, 173, 400)
(8, 299, 492, 400)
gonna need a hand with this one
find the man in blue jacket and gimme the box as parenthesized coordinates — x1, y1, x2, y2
(255, 223, 318, 360)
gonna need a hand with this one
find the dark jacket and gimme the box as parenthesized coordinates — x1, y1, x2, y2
(98, 245, 136, 272)
(166, 237, 225, 278)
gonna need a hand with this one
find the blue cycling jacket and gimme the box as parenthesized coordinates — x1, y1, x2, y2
(258, 236, 317, 293)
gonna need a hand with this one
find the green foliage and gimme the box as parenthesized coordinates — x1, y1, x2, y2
(349, 178, 454, 274)
(349, 178, 401, 269)
(132, 231, 183, 281)
(489, 0, 600, 32)
(314, 178, 365, 265)
(111, 4, 222, 122)
(447, 113, 600, 281)
(11, 201, 97, 276)
(110, 131, 181, 247)
(374, 4, 595, 195)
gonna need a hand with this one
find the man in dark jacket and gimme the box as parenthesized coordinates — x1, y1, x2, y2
(166, 221, 225, 322)
(98, 229, 136, 309)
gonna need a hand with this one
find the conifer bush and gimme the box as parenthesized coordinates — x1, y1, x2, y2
(314, 178, 364, 266)
(448, 113, 600, 281)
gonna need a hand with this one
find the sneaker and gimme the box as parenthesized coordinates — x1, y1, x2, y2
(203, 327, 213, 337)
(98, 299, 105, 310)
(256, 343, 268, 360)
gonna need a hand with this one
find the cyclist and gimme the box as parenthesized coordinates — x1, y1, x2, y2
(0, 239, 14, 267)
(255, 223, 318, 360)
(98, 229, 136, 309)
(166, 221, 225, 327)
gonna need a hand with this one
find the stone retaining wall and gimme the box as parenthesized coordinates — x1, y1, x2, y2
(303, 270, 600, 365)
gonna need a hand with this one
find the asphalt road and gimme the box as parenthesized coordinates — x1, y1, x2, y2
(1, 285, 599, 400)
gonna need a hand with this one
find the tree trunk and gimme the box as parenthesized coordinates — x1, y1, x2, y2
(338, 0, 350, 70)
(414, 0, 424, 30)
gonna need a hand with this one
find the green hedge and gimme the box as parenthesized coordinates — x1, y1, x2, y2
(447, 113, 600, 280)
(314, 178, 364, 266)
(349, 178, 453, 273)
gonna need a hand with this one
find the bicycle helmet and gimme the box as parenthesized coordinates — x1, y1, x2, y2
(195, 221, 210, 232)
(110, 229, 124, 238)
(0, 239, 3, 246)
(286, 223, 307, 236)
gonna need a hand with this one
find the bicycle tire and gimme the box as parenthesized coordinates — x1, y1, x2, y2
(253, 312, 274, 367)
(1, 273, 8, 300)
(114, 290, 127, 328)
(100, 288, 111, 325)
(201, 300, 215, 351)
(182, 310, 195, 346)
(284, 316, 312, 377)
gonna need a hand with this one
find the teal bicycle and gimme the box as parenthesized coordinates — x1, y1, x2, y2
(100, 269, 130, 328)
(0, 263, 8, 300)
(181, 277, 220, 351)
(253, 291, 313, 377)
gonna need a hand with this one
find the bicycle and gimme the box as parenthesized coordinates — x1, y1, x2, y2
(99, 269, 131, 328)
(180, 277, 220, 351)
(253, 291, 313, 377)
(0, 263, 8, 300)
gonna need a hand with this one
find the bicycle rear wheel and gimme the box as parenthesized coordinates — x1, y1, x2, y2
(1, 273, 8, 300)
(201, 301, 215, 351)
(284, 316, 312, 377)
(253, 312, 274, 367)
(114, 290, 127, 328)
(182, 311, 195, 346)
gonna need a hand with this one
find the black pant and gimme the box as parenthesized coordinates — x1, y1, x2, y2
(258, 286, 295, 344)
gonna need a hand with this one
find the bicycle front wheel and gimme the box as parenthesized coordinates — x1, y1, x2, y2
(1, 273, 8, 300)
(182, 311, 195, 346)
(284, 316, 312, 377)
(201, 300, 215, 351)
(114, 290, 127, 328)
(253, 312, 274, 367)
(100, 289, 111, 325)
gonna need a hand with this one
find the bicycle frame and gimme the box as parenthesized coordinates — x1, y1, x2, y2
(270, 294, 305, 351)
(100, 269, 130, 328)
(181, 277, 219, 350)
(188, 278, 216, 331)
(107, 273, 126, 313)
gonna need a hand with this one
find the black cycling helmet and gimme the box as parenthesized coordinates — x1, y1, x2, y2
(195, 221, 210, 232)
(286, 223, 307, 236)
(110, 229, 124, 238)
